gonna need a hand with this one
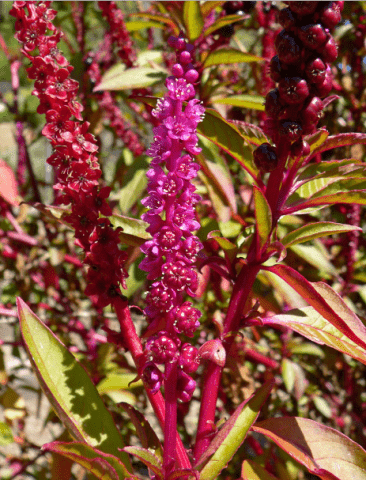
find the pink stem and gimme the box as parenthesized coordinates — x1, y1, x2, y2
(163, 360, 178, 478)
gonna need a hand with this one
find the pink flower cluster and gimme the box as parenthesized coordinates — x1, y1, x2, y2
(140, 36, 205, 401)
(11, 1, 128, 308)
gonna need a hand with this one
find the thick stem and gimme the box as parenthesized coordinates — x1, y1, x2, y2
(163, 360, 178, 478)
(112, 297, 191, 470)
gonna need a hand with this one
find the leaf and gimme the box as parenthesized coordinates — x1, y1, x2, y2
(281, 222, 361, 247)
(306, 128, 329, 153)
(16, 299, 131, 467)
(97, 373, 143, 394)
(183, 1, 204, 41)
(281, 358, 295, 394)
(196, 380, 273, 480)
(122, 446, 163, 478)
(0, 159, 19, 206)
(313, 396, 332, 419)
(110, 215, 150, 247)
(126, 19, 168, 31)
(261, 306, 366, 366)
(311, 132, 366, 157)
(252, 417, 366, 480)
(197, 108, 258, 179)
(201, 1, 226, 17)
(213, 95, 265, 111)
(267, 265, 366, 353)
(253, 186, 272, 247)
(203, 48, 263, 68)
(241, 460, 280, 480)
(204, 14, 249, 37)
(0, 422, 14, 446)
(119, 403, 163, 462)
(232, 121, 269, 147)
(95, 65, 165, 91)
(128, 12, 179, 35)
(118, 157, 149, 214)
(296, 159, 363, 183)
(43, 442, 136, 480)
(285, 190, 366, 213)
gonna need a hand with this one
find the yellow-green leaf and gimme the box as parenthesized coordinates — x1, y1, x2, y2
(281, 222, 361, 247)
(183, 1, 204, 41)
(203, 48, 263, 68)
(253, 186, 272, 247)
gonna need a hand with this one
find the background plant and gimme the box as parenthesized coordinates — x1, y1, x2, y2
(0, 2, 366, 480)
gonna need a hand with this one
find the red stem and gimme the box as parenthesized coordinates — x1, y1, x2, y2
(163, 360, 178, 478)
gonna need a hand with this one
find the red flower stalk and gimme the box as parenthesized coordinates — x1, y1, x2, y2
(11, 0, 128, 309)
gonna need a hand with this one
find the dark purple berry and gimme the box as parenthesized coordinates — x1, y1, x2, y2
(320, 2, 342, 30)
(301, 96, 324, 126)
(278, 7, 296, 30)
(305, 57, 326, 85)
(279, 76, 309, 105)
(218, 24, 235, 37)
(291, 139, 310, 157)
(289, 1, 318, 16)
(265, 89, 283, 117)
(320, 36, 338, 63)
(275, 30, 301, 64)
(253, 143, 278, 172)
(269, 55, 285, 82)
(314, 68, 333, 97)
(298, 24, 327, 50)
(279, 120, 303, 142)
(223, 1, 244, 15)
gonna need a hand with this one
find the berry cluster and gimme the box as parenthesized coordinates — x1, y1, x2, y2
(254, 1, 343, 172)
(140, 36, 204, 400)
(11, 1, 128, 309)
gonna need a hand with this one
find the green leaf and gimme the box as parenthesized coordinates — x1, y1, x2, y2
(128, 12, 180, 35)
(110, 215, 150, 247)
(266, 265, 366, 353)
(313, 396, 332, 419)
(119, 403, 163, 462)
(204, 14, 248, 37)
(122, 446, 163, 478)
(203, 48, 263, 68)
(253, 186, 272, 247)
(281, 222, 361, 247)
(126, 19, 167, 31)
(213, 95, 265, 111)
(296, 159, 363, 183)
(286, 190, 366, 213)
(197, 108, 258, 179)
(253, 417, 366, 480)
(262, 306, 366, 366)
(201, 1, 226, 17)
(95, 65, 165, 92)
(118, 157, 149, 214)
(183, 1, 204, 41)
(241, 460, 280, 480)
(0, 422, 14, 446)
(232, 121, 269, 147)
(16, 299, 131, 467)
(97, 373, 143, 394)
(311, 132, 366, 157)
(196, 381, 273, 480)
(43, 442, 136, 480)
(289, 342, 324, 357)
(281, 359, 295, 394)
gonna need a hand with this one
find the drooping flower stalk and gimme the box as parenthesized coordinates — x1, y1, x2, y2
(139, 35, 204, 476)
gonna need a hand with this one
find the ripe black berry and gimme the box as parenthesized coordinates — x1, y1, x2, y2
(269, 55, 285, 82)
(253, 143, 278, 172)
(298, 24, 327, 50)
(291, 139, 310, 157)
(275, 30, 301, 64)
(305, 57, 326, 85)
(279, 76, 309, 105)
(278, 7, 296, 30)
(279, 120, 303, 142)
(265, 89, 283, 118)
(289, 2, 318, 16)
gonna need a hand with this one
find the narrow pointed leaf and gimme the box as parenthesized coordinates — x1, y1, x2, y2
(0, 422, 14, 446)
(262, 306, 366, 365)
(119, 403, 163, 462)
(110, 215, 150, 247)
(197, 108, 258, 179)
(201, 1, 226, 17)
(129, 12, 179, 35)
(213, 95, 265, 111)
(204, 14, 248, 37)
(296, 159, 363, 183)
(43, 442, 136, 480)
(252, 417, 366, 480)
(311, 132, 366, 157)
(203, 49, 263, 68)
(242, 460, 280, 480)
(121, 446, 163, 478)
(16, 298, 131, 467)
(285, 190, 366, 213)
(267, 264, 366, 352)
(0, 159, 19, 206)
(231, 121, 269, 146)
(95, 66, 165, 91)
(167, 469, 198, 480)
(281, 222, 361, 247)
(253, 186, 272, 247)
(183, 1, 204, 41)
(196, 381, 273, 480)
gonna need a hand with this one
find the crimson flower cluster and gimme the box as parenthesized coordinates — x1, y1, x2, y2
(140, 36, 204, 401)
(11, 1, 128, 308)
(254, 1, 343, 171)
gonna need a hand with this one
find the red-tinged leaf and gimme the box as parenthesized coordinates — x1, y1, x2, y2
(201, 1, 226, 17)
(183, 1, 204, 41)
(284, 190, 366, 214)
(95, 65, 165, 92)
(241, 460, 280, 480)
(110, 215, 150, 247)
(129, 12, 179, 35)
(195, 381, 274, 480)
(252, 417, 366, 480)
(213, 94, 265, 111)
(267, 264, 366, 352)
(231, 121, 269, 146)
(43, 442, 136, 480)
(121, 446, 163, 478)
(197, 109, 259, 180)
(311, 132, 366, 157)
(119, 403, 163, 462)
(253, 186, 272, 248)
(203, 48, 263, 68)
(204, 14, 249, 37)
(167, 469, 198, 480)
(0, 159, 19, 206)
(281, 222, 361, 247)
(16, 299, 131, 467)
(296, 159, 363, 183)
(307, 128, 329, 153)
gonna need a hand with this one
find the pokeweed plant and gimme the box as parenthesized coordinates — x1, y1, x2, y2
(2, 1, 366, 479)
